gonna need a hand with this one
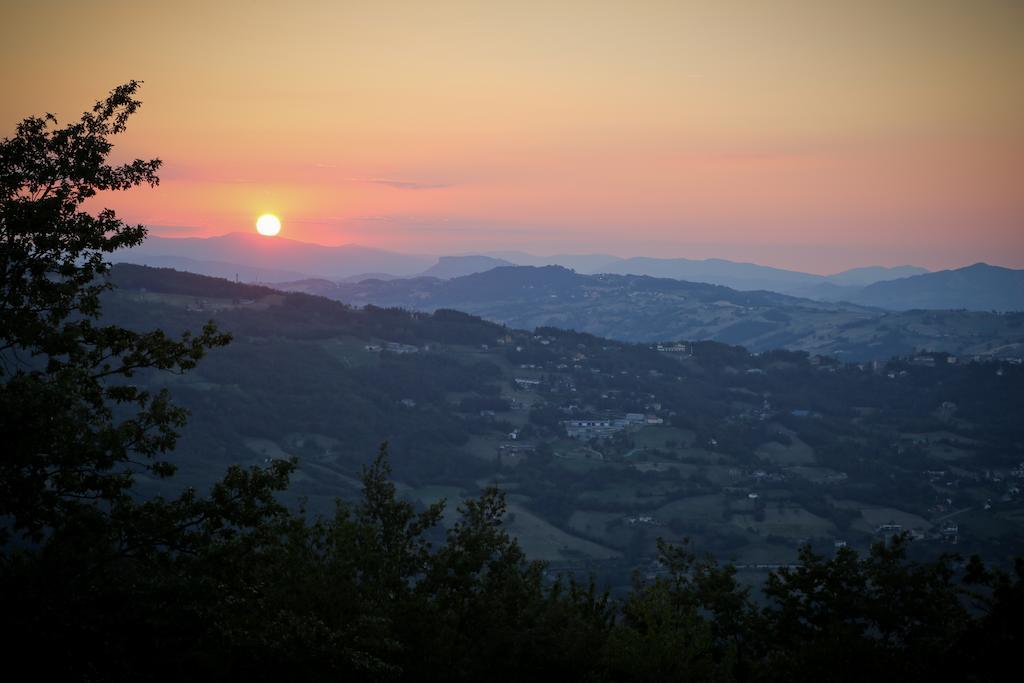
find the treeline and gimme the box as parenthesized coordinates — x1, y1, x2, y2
(3, 448, 1021, 682)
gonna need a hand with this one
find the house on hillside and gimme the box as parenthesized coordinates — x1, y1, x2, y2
(656, 343, 689, 354)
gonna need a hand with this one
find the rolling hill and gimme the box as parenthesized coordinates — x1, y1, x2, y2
(273, 266, 1024, 360)
(101, 264, 1024, 577)
(574, 256, 925, 293)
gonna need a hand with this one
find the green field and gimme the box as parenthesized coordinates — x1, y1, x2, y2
(676, 448, 730, 464)
(567, 510, 622, 538)
(755, 436, 815, 465)
(578, 485, 671, 508)
(657, 494, 727, 523)
(854, 506, 932, 534)
(731, 506, 836, 539)
(505, 504, 622, 561)
(463, 434, 504, 461)
(788, 466, 847, 483)
(632, 425, 696, 449)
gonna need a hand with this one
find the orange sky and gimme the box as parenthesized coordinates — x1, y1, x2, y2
(2, 0, 1022, 273)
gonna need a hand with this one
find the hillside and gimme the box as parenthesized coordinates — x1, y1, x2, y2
(826, 265, 929, 286)
(589, 257, 926, 293)
(103, 264, 1024, 581)
(273, 266, 1024, 360)
(108, 253, 317, 283)
(844, 263, 1024, 312)
(597, 256, 822, 291)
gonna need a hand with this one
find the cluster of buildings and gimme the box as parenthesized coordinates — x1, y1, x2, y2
(874, 522, 960, 544)
(185, 297, 255, 312)
(654, 343, 690, 354)
(563, 413, 664, 440)
(364, 342, 422, 354)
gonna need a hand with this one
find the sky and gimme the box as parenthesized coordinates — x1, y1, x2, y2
(1, 0, 1022, 273)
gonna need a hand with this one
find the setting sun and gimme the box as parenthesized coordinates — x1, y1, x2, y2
(255, 213, 281, 237)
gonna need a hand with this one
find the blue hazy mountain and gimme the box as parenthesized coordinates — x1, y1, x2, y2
(479, 250, 623, 272)
(419, 255, 516, 279)
(826, 265, 928, 286)
(128, 232, 434, 279)
(843, 263, 1024, 311)
(275, 265, 1024, 359)
(593, 257, 927, 294)
(107, 253, 318, 284)
(130, 233, 934, 296)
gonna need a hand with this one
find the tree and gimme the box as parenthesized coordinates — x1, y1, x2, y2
(0, 81, 231, 542)
(756, 536, 971, 681)
(0, 82, 295, 678)
(606, 538, 752, 681)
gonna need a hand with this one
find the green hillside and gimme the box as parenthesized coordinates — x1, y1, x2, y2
(108, 264, 1024, 583)
(277, 266, 1024, 360)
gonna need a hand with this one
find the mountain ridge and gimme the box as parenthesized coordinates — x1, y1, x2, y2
(125, 232, 434, 278)
(270, 265, 1024, 360)
(132, 233, 930, 289)
(841, 263, 1024, 312)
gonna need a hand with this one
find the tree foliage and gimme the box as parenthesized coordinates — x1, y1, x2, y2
(0, 81, 230, 540)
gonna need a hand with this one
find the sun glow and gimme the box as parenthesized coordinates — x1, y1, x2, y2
(256, 213, 281, 237)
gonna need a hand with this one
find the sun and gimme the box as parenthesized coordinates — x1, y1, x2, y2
(256, 213, 281, 237)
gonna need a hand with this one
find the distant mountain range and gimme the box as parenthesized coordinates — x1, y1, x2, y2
(420, 255, 516, 279)
(113, 232, 434, 279)
(433, 255, 927, 294)
(476, 251, 623, 273)
(273, 266, 1024, 360)
(591, 257, 927, 295)
(120, 233, 1022, 312)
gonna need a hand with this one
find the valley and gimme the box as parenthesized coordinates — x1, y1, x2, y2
(110, 264, 1024, 587)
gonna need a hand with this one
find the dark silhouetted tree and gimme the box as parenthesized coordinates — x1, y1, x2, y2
(0, 81, 231, 541)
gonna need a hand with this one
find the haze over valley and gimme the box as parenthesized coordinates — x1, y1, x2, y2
(115, 231, 1024, 313)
